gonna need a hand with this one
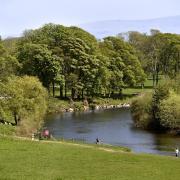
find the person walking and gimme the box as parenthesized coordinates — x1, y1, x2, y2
(175, 148, 179, 157)
(96, 138, 99, 144)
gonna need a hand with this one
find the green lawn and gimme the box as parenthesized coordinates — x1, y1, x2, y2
(0, 124, 15, 136)
(122, 87, 152, 95)
(0, 137, 180, 180)
(122, 76, 166, 95)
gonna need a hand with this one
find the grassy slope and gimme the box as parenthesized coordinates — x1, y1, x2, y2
(0, 137, 180, 180)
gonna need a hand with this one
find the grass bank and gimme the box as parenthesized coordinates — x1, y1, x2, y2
(47, 97, 135, 114)
(0, 137, 180, 180)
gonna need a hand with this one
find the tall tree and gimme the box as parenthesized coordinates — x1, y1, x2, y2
(0, 40, 20, 81)
(0, 76, 48, 133)
(99, 36, 146, 91)
(17, 43, 61, 93)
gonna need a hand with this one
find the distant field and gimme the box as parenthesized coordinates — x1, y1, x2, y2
(0, 137, 180, 180)
(123, 76, 165, 95)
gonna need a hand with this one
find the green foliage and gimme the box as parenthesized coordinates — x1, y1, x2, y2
(47, 98, 70, 113)
(151, 82, 171, 129)
(132, 79, 180, 131)
(0, 76, 48, 135)
(99, 36, 146, 88)
(152, 83, 170, 104)
(0, 41, 20, 81)
(69, 26, 98, 54)
(171, 74, 180, 94)
(73, 101, 85, 111)
(160, 37, 180, 78)
(17, 43, 61, 89)
(2, 37, 19, 55)
(0, 55, 20, 80)
(16, 24, 145, 99)
(0, 124, 16, 136)
(159, 92, 180, 130)
(128, 31, 180, 86)
(131, 93, 153, 129)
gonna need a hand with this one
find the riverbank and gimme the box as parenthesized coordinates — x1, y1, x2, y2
(47, 97, 132, 114)
(0, 136, 180, 180)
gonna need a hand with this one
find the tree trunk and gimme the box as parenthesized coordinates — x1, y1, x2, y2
(119, 88, 122, 97)
(64, 82, 67, 98)
(152, 57, 157, 88)
(71, 88, 75, 99)
(60, 85, 63, 99)
(77, 93, 81, 100)
(155, 66, 159, 86)
(52, 81, 55, 97)
(81, 89, 84, 99)
(14, 112, 18, 125)
(153, 73, 156, 87)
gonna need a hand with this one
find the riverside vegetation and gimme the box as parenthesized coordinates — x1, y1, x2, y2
(131, 76, 180, 134)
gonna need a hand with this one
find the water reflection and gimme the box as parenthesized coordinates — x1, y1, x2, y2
(44, 108, 180, 155)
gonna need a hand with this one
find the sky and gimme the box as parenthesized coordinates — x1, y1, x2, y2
(1, 0, 180, 38)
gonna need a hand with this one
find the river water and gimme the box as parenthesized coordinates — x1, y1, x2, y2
(44, 108, 180, 156)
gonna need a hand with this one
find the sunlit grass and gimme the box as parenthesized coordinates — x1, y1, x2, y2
(0, 137, 180, 180)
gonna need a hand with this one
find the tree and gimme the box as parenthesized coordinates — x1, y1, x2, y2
(0, 40, 20, 81)
(128, 31, 180, 86)
(18, 24, 100, 98)
(160, 39, 180, 78)
(99, 36, 146, 90)
(151, 82, 170, 129)
(2, 37, 19, 55)
(0, 76, 48, 134)
(17, 43, 61, 93)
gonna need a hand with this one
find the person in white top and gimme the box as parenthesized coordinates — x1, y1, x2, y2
(175, 148, 179, 157)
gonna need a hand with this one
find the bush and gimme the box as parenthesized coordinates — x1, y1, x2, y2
(47, 98, 70, 113)
(131, 93, 153, 129)
(131, 79, 180, 132)
(73, 102, 84, 111)
(159, 92, 180, 130)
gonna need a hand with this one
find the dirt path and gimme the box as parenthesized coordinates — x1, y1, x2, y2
(41, 140, 124, 153)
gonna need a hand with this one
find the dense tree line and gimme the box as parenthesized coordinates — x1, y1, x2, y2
(16, 24, 146, 99)
(120, 30, 180, 86)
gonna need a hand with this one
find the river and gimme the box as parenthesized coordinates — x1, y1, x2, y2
(44, 108, 180, 156)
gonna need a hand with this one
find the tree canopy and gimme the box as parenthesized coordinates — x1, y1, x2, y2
(16, 24, 145, 99)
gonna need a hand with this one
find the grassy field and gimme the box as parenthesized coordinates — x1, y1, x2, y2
(0, 137, 180, 180)
(0, 124, 15, 136)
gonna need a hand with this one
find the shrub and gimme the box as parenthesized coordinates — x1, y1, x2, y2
(131, 93, 153, 129)
(159, 92, 180, 130)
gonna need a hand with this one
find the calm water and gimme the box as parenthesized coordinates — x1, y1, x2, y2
(45, 108, 180, 155)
